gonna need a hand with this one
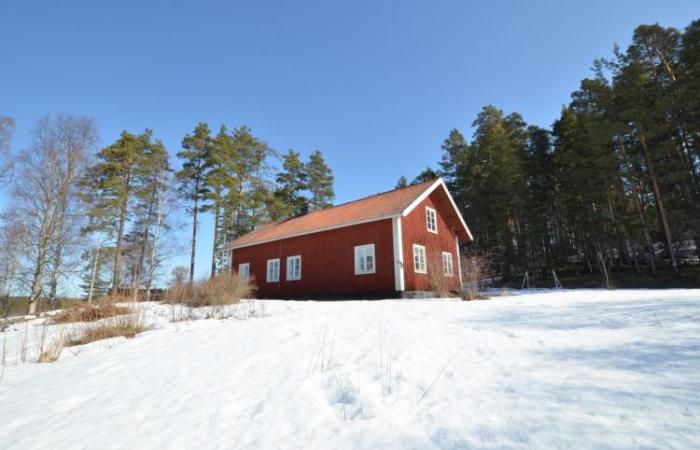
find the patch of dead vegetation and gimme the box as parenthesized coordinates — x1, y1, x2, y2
(65, 313, 148, 347)
(50, 301, 132, 324)
(34, 311, 149, 363)
(166, 272, 255, 308)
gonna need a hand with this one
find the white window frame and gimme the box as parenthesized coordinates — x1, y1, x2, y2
(354, 243, 376, 275)
(266, 258, 280, 283)
(238, 263, 250, 282)
(286, 255, 302, 281)
(413, 244, 427, 274)
(426, 207, 437, 234)
(442, 251, 454, 277)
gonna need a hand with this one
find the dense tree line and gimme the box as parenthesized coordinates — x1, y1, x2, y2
(0, 115, 334, 313)
(175, 124, 334, 281)
(419, 20, 700, 286)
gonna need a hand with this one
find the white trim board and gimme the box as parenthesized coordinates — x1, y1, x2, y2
(456, 236, 463, 291)
(392, 217, 405, 291)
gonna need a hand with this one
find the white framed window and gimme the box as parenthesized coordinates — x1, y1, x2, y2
(286, 255, 302, 281)
(413, 244, 427, 274)
(354, 244, 376, 275)
(266, 258, 280, 282)
(442, 252, 454, 277)
(426, 207, 437, 233)
(238, 263, 250, 282)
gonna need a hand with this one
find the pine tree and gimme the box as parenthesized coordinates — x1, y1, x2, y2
(439, 129, 468, 193)
(204, 126, 237, 276)
(176, 123, 212, 282)
(412, 167, 438, 185)
(79, 245, 115, 301)
(439, 129, 470, 220)
(221, 126, 275, 240)
(130, 134, 169, 299)
(395, 176, 408, 189)
(274, 149, 308, 218)
(85, 130, 146, 295)
(469, 106, 526, 279)
(306, 150, 335, 210)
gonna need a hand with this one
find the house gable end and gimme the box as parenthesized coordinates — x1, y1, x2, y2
(401, 179, 472, 242)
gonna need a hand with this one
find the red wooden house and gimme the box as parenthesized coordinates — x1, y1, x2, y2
(225, 178, 473, 298)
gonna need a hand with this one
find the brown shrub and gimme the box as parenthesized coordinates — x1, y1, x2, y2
(164, 279, 193, 304)
(166, 272, 255, 308)
(51, 300, 132, 324)
(461, 252, 492, 300)
(99, 292, 134, 304)
(66, 312, 148, 347)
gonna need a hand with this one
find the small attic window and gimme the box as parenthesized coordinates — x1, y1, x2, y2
(426, 207, 437, 233)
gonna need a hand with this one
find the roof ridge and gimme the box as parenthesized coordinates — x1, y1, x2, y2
(320, 178, 435, 211)
(257, 179, 435, 225)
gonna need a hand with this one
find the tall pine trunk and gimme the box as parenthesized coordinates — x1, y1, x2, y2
(639, 133, 679, 275)
(634, 184, 657, 276)
(132, 179, 158, 302)
(112, 169, 132, 296)
(189, 176, 200, 283)
(211, 201, 220, 278)
(88, 241, 101, 303)
(145, 179, 165, 303)
(615, 136, 657, 276)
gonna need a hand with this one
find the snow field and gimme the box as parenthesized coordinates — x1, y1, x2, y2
(1, 290, 699, 449)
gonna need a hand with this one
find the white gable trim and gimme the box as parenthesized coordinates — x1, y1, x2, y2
(401, 178, 473, 241)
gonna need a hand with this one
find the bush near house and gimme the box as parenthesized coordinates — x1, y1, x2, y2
(165, 272, 255, 307)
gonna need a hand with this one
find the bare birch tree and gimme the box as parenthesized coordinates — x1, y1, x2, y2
(12, 115, 97, 314)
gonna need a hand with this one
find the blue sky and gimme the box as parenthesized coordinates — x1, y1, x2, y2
(1, 0, 698, 291)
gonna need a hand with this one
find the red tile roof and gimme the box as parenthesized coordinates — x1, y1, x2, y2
(227, 180, 437, 249)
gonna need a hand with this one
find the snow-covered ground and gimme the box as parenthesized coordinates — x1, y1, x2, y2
(1, 290, 699, 449)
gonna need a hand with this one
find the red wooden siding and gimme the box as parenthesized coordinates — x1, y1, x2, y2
(231, 219, 396, 298)
(401, 189, 462, 292)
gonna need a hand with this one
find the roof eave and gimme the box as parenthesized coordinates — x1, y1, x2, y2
(225, 214, 400, 250)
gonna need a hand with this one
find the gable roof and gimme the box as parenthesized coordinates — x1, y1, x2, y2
(226, 178, 472, 249)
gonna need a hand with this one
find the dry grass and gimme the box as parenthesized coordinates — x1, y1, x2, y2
(97, 292, 133, 304)
(165, 280, 193, 305)
(35, 323, 68, 363)
(50, 300, 132, 324)
(1, 297, 81, 318)
(166, 272, 255, 308)
(32, 311, 149, 364)
(65, 312, 148, 347)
